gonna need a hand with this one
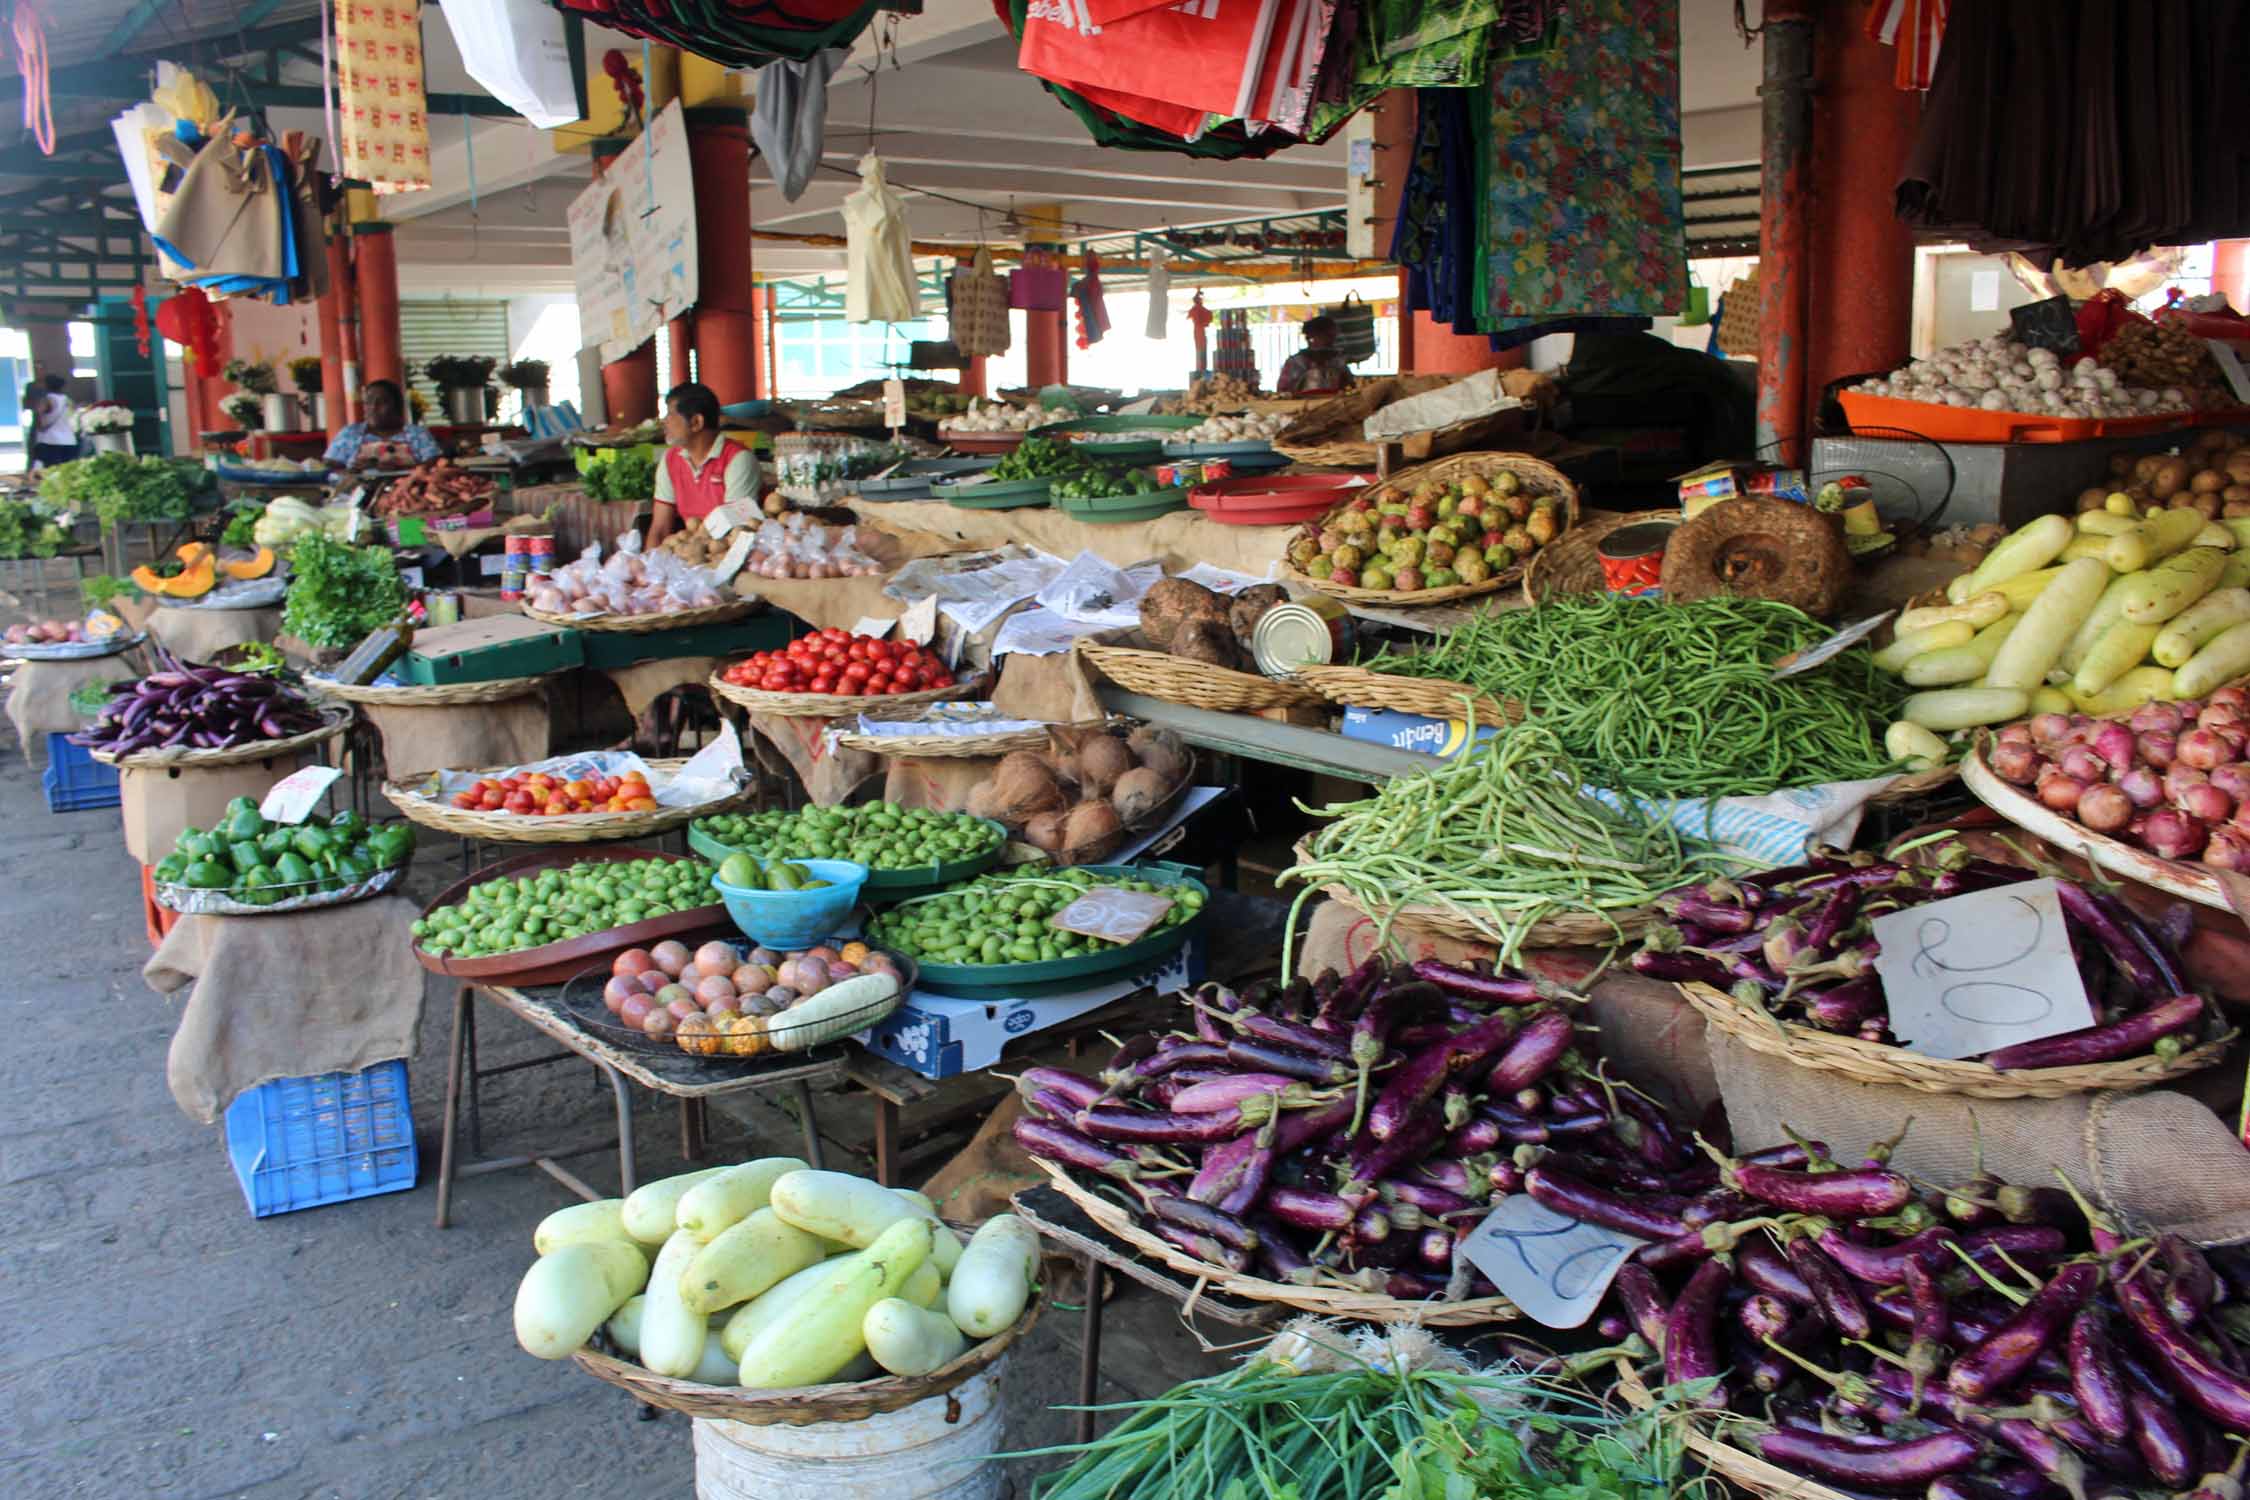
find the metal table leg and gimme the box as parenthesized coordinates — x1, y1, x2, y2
(607, 1060, 638, 1199)
(1076, 1252, 1103, 1444)
(435, 984, 471, 1229)
(465, 999, 484, 1154)
(870, 1095, 898, 1184)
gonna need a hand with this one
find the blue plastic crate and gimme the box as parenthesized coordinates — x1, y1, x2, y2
(41, 732, 119, 812)
(224, 1060, 418, 1217)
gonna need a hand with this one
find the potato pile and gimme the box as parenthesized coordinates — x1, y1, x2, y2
(1136, 577, 1289, 671)
(1169, 374, 1261, 414)
(2078, 432, 2250, 520)
(2101, 320, 2233, 408)
(1853, 336, 2191, 420)
(963, 727, 1191, 865)
(659, 525, 730, 567)
(1181, 411, 1290, 444)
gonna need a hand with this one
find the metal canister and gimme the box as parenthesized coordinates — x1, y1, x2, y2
(523, 532, 556, 577)
(1202, 458, 1235, 482)
(1251, 595, 1358, 676)
(425, 592, 461, 628)
(1595, 520, 1677, 598)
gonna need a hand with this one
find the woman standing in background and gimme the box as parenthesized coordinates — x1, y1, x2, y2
(28, 374, 78, 470)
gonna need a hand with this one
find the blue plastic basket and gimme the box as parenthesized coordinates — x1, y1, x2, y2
(713, 859, 868, 949)
(223, 1059, 418, 1217)
(42, 732, 119, 812)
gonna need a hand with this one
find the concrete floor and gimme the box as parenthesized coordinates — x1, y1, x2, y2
(0, 725, 1232, 1498)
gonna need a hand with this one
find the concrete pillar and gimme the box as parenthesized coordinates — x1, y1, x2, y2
(591, 137, 660, 424)
(686, 108, 757, 404)
(1804, 1, 1917, 410)
(352, 230, 404, 391)
(961, 356, 987, 399)
(1755, 0, 1817, 464)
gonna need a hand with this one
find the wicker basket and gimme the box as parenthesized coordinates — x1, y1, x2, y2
(570, 1300, 1041, 1425)
(382, 756, 757, 843)
(1292, 663, 1521, 725)
(1521, 509, 1681, 604)
(707, 673, 980, 719)
(1282, 452, 1581, 606)
(523, 598, 756, 634)
(1036, 1160, 1516, 1326)
(1678, 980, 2236, 1100)
(1076, 641, 1326, 712)
(307, 672, 561, 708)
(1613, 1359, 1843, 1500)
(90, 704, 353, 769)
(1297, 838, 1650, 952)
(1270, 375, 1456, 467)
(830, 726, 1051, 759)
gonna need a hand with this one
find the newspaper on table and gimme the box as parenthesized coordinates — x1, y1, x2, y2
(1176, 562, 1274, 594)
(820, 700, 1049, 754)
(1035, 550, 1165, 629)
(408, 725, 746, 811)
(993, 606, 1115, 657)
(883, 545, 1070, 635)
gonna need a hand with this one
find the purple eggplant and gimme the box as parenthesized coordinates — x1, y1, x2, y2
(1739, 1236, 1816, 1306)
(1169, 1074, 1329, 1113)
(2164, 1235, 2220, 1327)
(1153, 1221, 1248, 1273)
(1144, 1191, 1258, 1253)
(1368, 1008, 1520, 1141)
(1984, 994, 2204, 1070)
(1408, 959, 1544, 1005)
(1130, 1040, 1228, 1080)
(1311, 956, 1381, 1033)
(1341, 1113, 1444, 1197)
(1485, 1010, 1576, 1094)
(1264, 1184, 1353, 1233)
(1611, 1261, 1670, 1353)
(1628, 948, 1733, 986)
(1228, 1009, 1352, 1061)
(1660, 887, 1759, 934)
(1806, 976, 1884, 1032)
(1786, 1235, 1873, 1340)
(1222, 1038, 1348, 1085)
(2130, 1388, 2196, 1487)
(1075, 1104, 1246, 1145)
(1188, 1122, 1270, 1209)
(2099, 1212, 2250, 1434)
(1525, 1165, 1687, 1241)
(1721, 1154, 1911, 1217)
(1415, 1227, 1455, 1268)
(1017, 1066, 1103, 1111)
(1445, 1117, 1503, 1156)
(1663, 1257, 1734, 1408)
(1012, 1117, 1147, 1180)
(1752, 1430, 1979, 1491)
(1947, 1261, 2098, 1400)
(1269, 1095, 1354, 1155)
(1817, 1225, 1960, 1285)
(1024, 1087, 1085, 1121)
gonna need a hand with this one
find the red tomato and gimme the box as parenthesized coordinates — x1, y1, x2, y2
(452, 792, 479, 809)
(821, 626, 848, 642)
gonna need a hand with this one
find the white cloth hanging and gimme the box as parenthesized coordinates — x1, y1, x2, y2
(1144, 247, 1170, 340)
(842, 155, 921, 324)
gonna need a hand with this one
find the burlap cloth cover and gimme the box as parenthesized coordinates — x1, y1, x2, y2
(143, 895, 428, 1123)
(147, 605, 282, 659)
(6, 655, 142, 754)
(837, 500, 1295, 579)
(603, 658, 725, 720)
(362, 694, 552, 783)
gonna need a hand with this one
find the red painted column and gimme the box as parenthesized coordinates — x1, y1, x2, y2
(593, 138, 660, 424)
(686, 109, 758, 405)
(961, 357, 987, 399)
(315, 236, 348, 438)
(668, 315, 695, 388)
(1024, 240, 1069, 388)
(353, 225, 403, 388)
(1406, 310, 1520, 375)
(1755, 0, 1817, 464)
(760, 287, 779, 400)
(2215, 242, 2250, 316)
(1803, 4, 1918, 409)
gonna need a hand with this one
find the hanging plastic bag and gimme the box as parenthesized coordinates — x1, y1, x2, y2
(842, 155, 920, 324)
(948, 246, 1012, 356)
(1145, 247, 1171, 340)
(1326, 291, 1376, 363)
(1018, 0, 1325, 127)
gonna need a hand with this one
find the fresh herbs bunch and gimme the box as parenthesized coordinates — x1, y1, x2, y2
(35, 454, 202, 533)
(221, 503, 265, 548)
(282, 533, 408, 649)
(425, 354, 497, 389)
(80, 573, 140, 610)
(0, 496, 67, 559)
(576, 444, 659, 502)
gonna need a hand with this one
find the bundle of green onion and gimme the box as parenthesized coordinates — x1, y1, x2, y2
(1282, 722, 1737, 967)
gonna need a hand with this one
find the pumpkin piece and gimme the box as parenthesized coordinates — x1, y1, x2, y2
(220, 546, 275, 581)
(160, 556, 218, 598)
(174, 541, 213, 568)
(130, 564, 168, 595)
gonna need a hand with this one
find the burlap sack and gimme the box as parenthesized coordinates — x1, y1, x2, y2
(143, 895, 428, 1123)
(1707, 1031, 2250, 1245)
(6, 655, 142, 752)
(1291, 897, 1721, 1121)
(147, 605, 281, 659)
(921, 1092, 1043, 1223)
(362, 695, 552, 783)
(603, 657, 724, 719)
(995, 650, 1106, 725)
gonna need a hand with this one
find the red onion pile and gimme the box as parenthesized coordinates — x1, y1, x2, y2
(1986, 684, 2250, 871)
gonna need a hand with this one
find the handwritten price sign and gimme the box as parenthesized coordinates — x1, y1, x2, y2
(1459, 1195, 1648, 1329)
(1872, 877, 2094, 1062)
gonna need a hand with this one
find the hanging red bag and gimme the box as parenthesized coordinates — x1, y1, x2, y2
(154, 287, 220, 375)
(1010, 244, 1068, 311)
(1018, 0, 1321, 125)
(2075, 288, 2146, 361)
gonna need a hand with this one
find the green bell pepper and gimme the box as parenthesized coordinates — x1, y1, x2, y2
(292, 825, 333, 861)
(241, 864, 281, 906)
(258, 827, 296, 862)
(224, 795, 258, 819)
(182, 858, 233, 890)
(153, 853, 190, 883)
(224, 804, 267, 842)
(274, 851, 315, 887)
(229, 840, 265, 875)
(174, 827, 213, 861)
(367, 826, 414, 868)
(329, 809, 367, 842)
(334, 853, 372, 884)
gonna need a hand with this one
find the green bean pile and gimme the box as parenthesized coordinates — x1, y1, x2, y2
(1365, 594, 1905, 798)
(1281, 721, 1738, 968)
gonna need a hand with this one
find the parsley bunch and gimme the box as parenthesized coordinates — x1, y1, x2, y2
(282, 533, 408, 649)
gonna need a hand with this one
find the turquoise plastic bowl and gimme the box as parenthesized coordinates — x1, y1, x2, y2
(712, 859, 868, 948)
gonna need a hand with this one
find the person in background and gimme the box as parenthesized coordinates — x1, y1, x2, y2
(645, 382, 756, 550)
(324, 379, 442, 471)
(28, 374, 78, 470)
(1275, 315, 1355, 397)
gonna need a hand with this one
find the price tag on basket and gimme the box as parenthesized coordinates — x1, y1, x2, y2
(1770, 611, 1892, 679)
(1051, 887, 1173, 945)
(259, 765, 343, 825)
(883, 378, 907, 429)
(1871, 878, 2095, 1061)
(1459, 1194, 1648, 1329)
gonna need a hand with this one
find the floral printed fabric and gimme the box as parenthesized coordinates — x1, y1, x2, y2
(1482, 0, 1685, 332)
(336, 0, 432, 193)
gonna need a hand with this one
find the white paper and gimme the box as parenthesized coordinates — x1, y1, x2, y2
(899, 594, 939, 646)
(992, 606, 1114, 657)
(1970, 270, 2002, 312)
(414, 729, 743, 812)
(440, 0, 579, 127)
(882, 378, 907, 429)
(1873, 879, 2096, 1062)
(1459, 1194, 1649, 1329)
(1037, 551, 1164, 628)
(1111, 786, 1224, 864)
(1177, 562, 1274, 595)
(851, 615, 896, 640)
(706, 500, 761, 538)
(1772, 612, 1893, 679)
(713, 531, 754, 584)
(886, 547, 1070, 636)
(259, 766, 342, 825)
(567, 101, 699, 359)
(850, 705, 1045, 739)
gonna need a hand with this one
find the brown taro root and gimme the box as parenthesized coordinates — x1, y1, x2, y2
(1138, 578, 1227, 650)
(1171, 616, 1241, 669)
(1228, 583, 1291, 645)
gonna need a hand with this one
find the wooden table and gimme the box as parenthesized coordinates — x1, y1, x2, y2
(433, 976, 845, 1228)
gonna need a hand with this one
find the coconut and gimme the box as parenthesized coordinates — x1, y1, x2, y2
(1138, 578, 1227, 650)
(1228, 583, 1290, 645)
(1126, 725, 1190, 784)
(1075, 734, 1135, 798)
(1060, 799, 1124, 864)
(965, 780, 1006, 824)
(1023, 809, 1068, 855)
(1112, 766, 1170, 825)
(990, 751, 1067, 824)
(1172, 616, 1240, 668)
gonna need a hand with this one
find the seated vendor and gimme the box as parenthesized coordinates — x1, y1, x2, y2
(645, 381, 757, 550)
(324, 379, 442, 471)
(1275, 315, 1355, 397)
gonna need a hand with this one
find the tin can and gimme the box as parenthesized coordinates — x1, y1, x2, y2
(425, 591, 461, 628)
(1251, 595, 1358, 676)
(1595, 520, 1677, 598)
(1201, 458, 1235, 482)
(523, 532, 556, 577)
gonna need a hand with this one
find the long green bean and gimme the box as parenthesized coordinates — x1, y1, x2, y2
(1364, 594, 1905, 798)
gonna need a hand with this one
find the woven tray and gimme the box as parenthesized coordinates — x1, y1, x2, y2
(571, 1298, 1040, 1425)
(382, 756, 756, 843)
(1036, 1160, 1516, 1327)
(830, 726, 1051, 759)
(308, 672, 561, 707)
(90, 703, 352, 769)
(1521, 509, 1681, 604)
(707, 673, 980, 719)
(523, 598, 756, 634)
(1298, 838, 1650, 952)
(1283, 452, 1580, 605)
(1076, 641, 1325, 712)
(1678, 980, 2236, 1100)
(1, 630, 147, 661)
(1613, 1359, 1842, 1500)
(1292, 662, 1521, 725)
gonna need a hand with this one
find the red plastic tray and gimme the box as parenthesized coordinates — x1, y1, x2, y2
(1837, 390, 2190, 445)
(411, 845, 731, 987)
(1187, 473, 1373, 527)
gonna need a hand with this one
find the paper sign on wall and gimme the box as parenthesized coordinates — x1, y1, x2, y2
(1871, 877, 2095, 1062)
(1459, 1194, 1648, 1329)
(260, 766, 343, 825)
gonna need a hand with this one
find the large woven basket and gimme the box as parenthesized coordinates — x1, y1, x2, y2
(1613, 1359, 1843, 1500)
(1270, 374, 1455, 467)
(570, 1300, 1040, 1425)
(707, 672, 980, 719)
(1521, 509, 1681, 604)
(90, 703, 353, 769)
(1678, 980, 2236, 1100)
(1076, 641, 1326, 712)
(523, 598, 756, 634)
(382, 756, 757, 843)
(307, 672, 562, 708)
(1282, 452, 1580, 606)
(1292, 663, 1521, 725)
(1296, 838, 1650, 952)
(1036, 1160, 1516, 1327)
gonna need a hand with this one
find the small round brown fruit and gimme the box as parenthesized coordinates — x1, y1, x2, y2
(619, 994, 656, 1028)
(603, 975, 640, 1014)
(641, 1008, 677, 1038)
(694, 941, 737, 974)
(650, 940, 692, 978)
(613, 948, 656, 978)
(695, 975, 737, 1009)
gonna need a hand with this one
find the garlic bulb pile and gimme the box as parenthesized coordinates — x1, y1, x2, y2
(1182, 411, 1290, 443)
(525, 546, 728, 617)
(1855, 336, 2193, 420)
(942, 399, 1042, 434)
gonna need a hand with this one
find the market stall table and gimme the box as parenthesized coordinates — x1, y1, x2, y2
(5, 645, 150, 756)
(1093, 686, 1440, 783)
(841, 496, 1300, 577)
(433, 976, 841, 1229)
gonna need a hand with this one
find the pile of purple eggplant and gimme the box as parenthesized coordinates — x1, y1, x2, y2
(72, 647, 325, 757)
(1572, 1109, 2250, 1500)
(1010, 957, 1617, 1300)
(1628, 846, 2218, 1072)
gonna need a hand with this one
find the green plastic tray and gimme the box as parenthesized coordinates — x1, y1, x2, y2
(934, 476, 1054, 510)
(899, 862, 1210, 999)
(1054, 489, 1191, 524)
(1034, 415, 1203, 466)
(688, 817, 1010, 899)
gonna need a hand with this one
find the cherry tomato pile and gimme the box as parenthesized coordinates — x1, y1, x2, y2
(722, 628, 956, 697)
(451, 767, 659, 815)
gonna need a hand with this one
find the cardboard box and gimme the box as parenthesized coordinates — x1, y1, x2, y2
(400, 613, 583, 685)
(575, 615, 792, 671)
(858, 933, 1206, 1079)
(1338, 705, 1494, 761)
(119, 749, 325, 864)
(389, 509, 496, 546)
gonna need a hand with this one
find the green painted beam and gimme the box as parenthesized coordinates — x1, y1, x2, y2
(232, 84, 527, 120)
(100, 0, 180, 55)
(0, 156, 124, 181)
(0, 15, 328, 109)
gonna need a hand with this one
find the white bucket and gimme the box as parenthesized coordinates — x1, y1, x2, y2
(692, 1363, 1007, 1500)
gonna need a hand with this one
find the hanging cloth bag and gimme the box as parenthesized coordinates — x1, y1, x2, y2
(948, 246, 1012, 357)
(1010, 244, 1067, 311)
(1326, 291, 1376, 363)
(842, 154, 921, 324)
(1144, 247, 1171, 340)
(750, 49, 847, 202)
(1072, 251, 1111, 350)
